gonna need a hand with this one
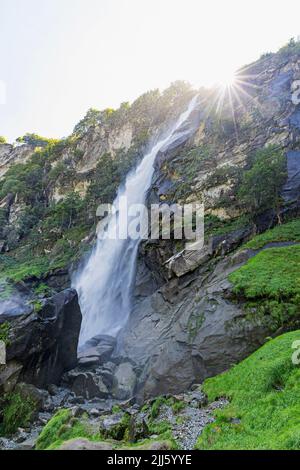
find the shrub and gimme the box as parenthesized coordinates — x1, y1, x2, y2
(0, 393, 35, 436)
(16, 133, 57, 147)
(238, 146, 286, 220)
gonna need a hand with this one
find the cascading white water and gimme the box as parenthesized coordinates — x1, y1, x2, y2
(73, 95, 199, 346)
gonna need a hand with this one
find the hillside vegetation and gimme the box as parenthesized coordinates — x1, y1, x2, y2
(196, 330, 300, 450)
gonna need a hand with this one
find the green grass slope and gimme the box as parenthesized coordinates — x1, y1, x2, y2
(228, 220, 300, 331)
(245, 219, 300, 249)
(196, 330, 300, 449)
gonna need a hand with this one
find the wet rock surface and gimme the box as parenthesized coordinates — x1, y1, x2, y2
(112, 362, 137, 400)
(78, 334, 116, 366)
(118, 245, 270, 399)
(0, 288, 82, 391)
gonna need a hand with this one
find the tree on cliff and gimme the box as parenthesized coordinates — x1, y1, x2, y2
(0, 136, 7, 144)
(73, 108, 101, 136)
(16, 133, 54, 147)
(238, 146, 287, 223)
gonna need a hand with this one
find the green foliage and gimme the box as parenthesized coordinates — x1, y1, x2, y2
(36, 409, 70, 449)
(196, 330, 300, 449)
(16, 133, 57, 147)
(0, 82, 194, 281)
(244, 219, 300, 249)
(204, 214, 250, 239)
(45, 192, 85, 231)
(279, 38, 300, 57)
(0, 322, 10, 345)
(238, 146, 287, 216)
(30, 299, 43, 313)
(112, 405, 122, 414)
(204, 165, 241, 188)
(148, 420, 172, 435)
(85, 153, 120, 211)
(73, 108, 101, 136)
(166, 144, 217, 201)
(36, 408, 176, 450)
(100, 413, 131, 441)
(0, 279, 14, 300)
(150, 396, 168, 420)
(48, 161, 76, 187)
(0, 136, 7, 144)
(34, 283, 51, 296)
(35, 409, 102, 450)
(172, 401, 186, 414)
(230, 245, 300, 300)
(0, 256, 50, 282)
(229, 244, 300, 330)
(188, 312, 205, 341)
(0, 393, 35, 436)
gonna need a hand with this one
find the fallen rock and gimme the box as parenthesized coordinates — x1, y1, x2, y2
(112, 362, 137, 400)
(63, 370, 109, 399)
(78, 335, 116, 366)
(99, 412, 130, 440)
(0, 360, 23, 394)
(166, 247, 211, 278)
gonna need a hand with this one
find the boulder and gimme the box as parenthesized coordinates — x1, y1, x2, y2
(63, 369, 109, 399)
(112, 362, 137, 400)
(78, 334, 116, 366)
(15, 382, 53, 412)
(0, 288, 82, 390)
(99, 412, 130, 440)
(59, 438, 113, 450)
(166, 247, 211, 278)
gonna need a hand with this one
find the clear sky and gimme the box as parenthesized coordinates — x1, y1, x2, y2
(0, 0, 300, 143)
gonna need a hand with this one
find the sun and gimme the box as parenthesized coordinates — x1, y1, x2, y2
(218, 68, 237, 89)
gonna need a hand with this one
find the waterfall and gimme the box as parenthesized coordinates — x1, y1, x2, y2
(73, 95, 200, 347)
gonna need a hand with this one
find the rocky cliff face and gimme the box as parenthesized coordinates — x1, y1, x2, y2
(1, 45, 300, 406)
(0, 144, 35, 179)
(116, 46, 300, 397)
(0, 288, 81, 393)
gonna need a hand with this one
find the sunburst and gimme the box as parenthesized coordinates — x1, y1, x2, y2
(197, 66, 261, 142)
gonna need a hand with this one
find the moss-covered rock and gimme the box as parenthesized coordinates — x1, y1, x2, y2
(0, 392, 36, 436)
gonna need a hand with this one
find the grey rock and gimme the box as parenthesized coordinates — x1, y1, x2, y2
(282, 150, 300, 202)
(89, 408, 101, 417)
(112, 362, 137, 400)
(99, 412, 130, 440)
(78, 334, 116, 366)
(59, 438, 113, 450)
(15, 382, 53, 412)
(0, 360, 23, 394)
(64, 370, 109, 399)
(1, 289, 82, 389)
(118, 246, 270, 399)
(166, 247, 211, 278)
